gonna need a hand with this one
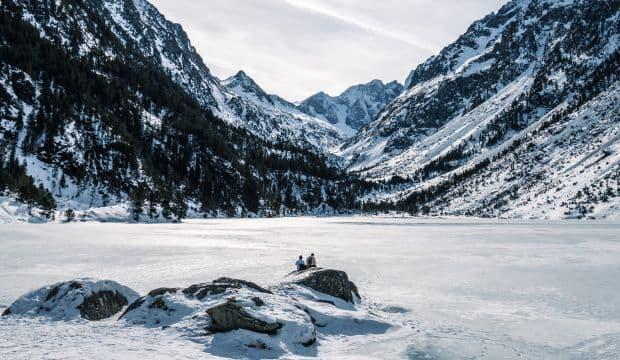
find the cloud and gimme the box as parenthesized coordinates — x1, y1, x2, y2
(149, 0, 504, 101)
(281, 0, 438, 52)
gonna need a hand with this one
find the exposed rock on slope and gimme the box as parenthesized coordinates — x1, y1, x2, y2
(2, 279, 139, 320)
(120, 278, 318, 354)
(182, 277, 273, 298)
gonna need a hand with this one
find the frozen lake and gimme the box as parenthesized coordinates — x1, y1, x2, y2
(1, 217, 619, 359)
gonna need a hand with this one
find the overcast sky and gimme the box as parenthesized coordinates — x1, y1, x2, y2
(149, 0, 504, 101)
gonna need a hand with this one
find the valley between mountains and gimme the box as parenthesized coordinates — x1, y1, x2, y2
(0, 0, 618, 222)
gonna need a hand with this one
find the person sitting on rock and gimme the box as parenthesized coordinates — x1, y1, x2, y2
(307, 253, 317, 268)
(296, 255, 306, 271)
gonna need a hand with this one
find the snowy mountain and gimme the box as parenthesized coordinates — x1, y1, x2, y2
(0, 0, 357, 221)
(1, 0, 618, 221)
(11, 0, 343, 151)
(298, 80, 403, 136)
(344, 0, 620, 219)
(105, 0, 345, 150)
(222, 70, 344, 150)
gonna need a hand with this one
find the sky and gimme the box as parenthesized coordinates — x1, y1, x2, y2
(149, 0, 505, 102)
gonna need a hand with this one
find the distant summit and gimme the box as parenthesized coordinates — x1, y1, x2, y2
(298, 80, 403, 136)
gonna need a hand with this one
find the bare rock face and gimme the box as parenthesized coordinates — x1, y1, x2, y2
(295, 269, 360, 303)
(206, 299, 282, 335)
(78, 290, 130, 321)
(2, 279, 139, 321)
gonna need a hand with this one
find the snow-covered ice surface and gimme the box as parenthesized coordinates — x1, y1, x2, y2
(1, 217, 619, 359)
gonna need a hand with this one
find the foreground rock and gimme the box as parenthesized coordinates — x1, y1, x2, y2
(5, 271, 390, 358)
(293, 268, 361, 303)
(2, 279, 139, 320)
(206, 298, 282, 335)
(121, 277, 317, 355)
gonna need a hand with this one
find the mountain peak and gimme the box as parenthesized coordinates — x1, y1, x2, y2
(232, 70, 251, 81)
(298, 79, 404, 134)
(223, 70, 264, 94)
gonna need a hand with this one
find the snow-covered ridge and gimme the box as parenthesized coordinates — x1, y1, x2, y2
(221, 70, 345, 150)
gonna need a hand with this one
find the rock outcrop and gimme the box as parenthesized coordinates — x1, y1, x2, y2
(206, 298, 282, 335)
(78, 289, 131, 321)
(6, 272, 386, 357)
(120, 276, 317, 353)
(294, 268, 361, 303)
(2, 279, 139, 321)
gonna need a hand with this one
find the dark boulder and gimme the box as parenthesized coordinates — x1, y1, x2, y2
(213, 278, 272, 294)
(121, 278, 273, 320)
(2, 307, 11, 316)
(251, 297, 265, 306)
(206, 299, 282, 335)
(295, 269, 360, 303)
(78, 290, 129, 321)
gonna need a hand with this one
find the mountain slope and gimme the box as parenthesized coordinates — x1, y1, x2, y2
(346, 0, 620, 219)
(16, 0, 343, 151)
(299, 80, 403, 137)
(0, 0, 358, 221)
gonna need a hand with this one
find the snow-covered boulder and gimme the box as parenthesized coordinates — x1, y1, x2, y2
(121, 277, 317, 356)
(291, 268, 361, 303)
(3, 274, 392, 357)
(2, 279, 139, 321)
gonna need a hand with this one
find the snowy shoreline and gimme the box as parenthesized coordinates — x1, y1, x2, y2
(2, 204, 620, 225)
